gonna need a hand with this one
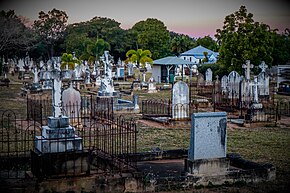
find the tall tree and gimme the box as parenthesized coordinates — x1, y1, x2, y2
(196, 36, 218, 52)
(271, 29, 290, 65)
(0, 10, 36, 56)
(131, 18, 171, 59)
(34, 8, 68, 58)
(170, 33, 196, 56)
(215, 6, 274, 74)
(86, 38, 110, 65)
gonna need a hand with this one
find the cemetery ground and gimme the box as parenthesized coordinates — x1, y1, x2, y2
(0, 74, 290, 192)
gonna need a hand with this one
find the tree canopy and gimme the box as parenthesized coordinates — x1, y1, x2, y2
(126, 49, 153, 68)
(34, 8, 68, 58)
(131, 18, 171, 59)
(215, 5, 274, 74)
(0, 10, 36, 56)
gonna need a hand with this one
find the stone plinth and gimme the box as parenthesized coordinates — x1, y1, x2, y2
(35, 116, 82, 153)
(186, 157, 229, 175)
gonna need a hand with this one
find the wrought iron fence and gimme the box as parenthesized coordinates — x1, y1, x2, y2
(141, 99, 198, 121)
(1, 96, 137, 179)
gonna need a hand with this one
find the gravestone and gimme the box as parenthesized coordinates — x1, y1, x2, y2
(187, 112, 228, 175)
(172, 81, 189, 120)
(257, 61, 269, 96)
(197, 73, 205, 86)
(250, 76, 263, 109)
(62, 83, 81, 121)
(241, 77, 252, 108)
(148, 77, 157, 93)
(35, 69, 82, 153)
(205, 68, 213, 85)
(221, 75, 228, 93)
(127, 63, 134, 76)
(98, 51, 117, 96)
(227, 71, 240, 99)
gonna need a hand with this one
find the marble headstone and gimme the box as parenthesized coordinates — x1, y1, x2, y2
(227, 71, 240, 99)
(172, 81, 189, 119)
(188, 112, 227, 160)
(205, 68, 213, 85)
(62, 83, 81, 119)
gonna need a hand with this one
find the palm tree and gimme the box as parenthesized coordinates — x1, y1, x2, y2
(126, 49, 153, 69)
(60, 53, 79, 70)
(86, 38, 110, 65)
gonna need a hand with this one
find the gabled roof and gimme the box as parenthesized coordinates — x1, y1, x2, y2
(153, 56, 195, 66)
(179, 45, 218, 57)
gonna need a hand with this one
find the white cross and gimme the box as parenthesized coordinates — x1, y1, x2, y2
(259, 61, 268, 73)
(52, 69, 62, 117)
(242, 60, 254, 80)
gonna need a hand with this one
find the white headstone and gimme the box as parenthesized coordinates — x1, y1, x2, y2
(172, 81, 189, 119)
(188, 112, 227, 160)
(227, 71, 240, 99)
(205, 68, 213, 85)
(62, 83, 81, 119)
(221, 75, 228, 93)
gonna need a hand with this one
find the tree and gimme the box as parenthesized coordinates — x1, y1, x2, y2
(170, 33, 196, 56)
(131, 18, 171, 59)
(60, 53, 79, 70)
(271, 30, 290, 65)
(126, 49, 153, 68)
(86, 38, 110, 65)
(34, 8, 68, 58)
(215, 6, 274, 74)
(196, 36, 218, 52)
(0, 10, 36, 56)
(65, 17, 129, 62)
(202, 52, 209, 63)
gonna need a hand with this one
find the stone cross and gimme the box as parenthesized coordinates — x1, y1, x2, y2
(52, 69, 62, 117)
(242, 60, 253, 80)
(259, 61, 268, 73)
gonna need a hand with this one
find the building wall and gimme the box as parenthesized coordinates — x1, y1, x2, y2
(152, 65, 161, 83)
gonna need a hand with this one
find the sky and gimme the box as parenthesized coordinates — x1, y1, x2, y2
(0, 0, 290, 38)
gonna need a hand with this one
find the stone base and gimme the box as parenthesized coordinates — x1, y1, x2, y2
(31, 149, 89, 178)
(186, 157, 229, 176)
(35, 136, 82, 153)
(251, 103, 263, 109)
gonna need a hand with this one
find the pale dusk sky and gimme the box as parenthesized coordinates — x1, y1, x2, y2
(1, 0, 289, 37)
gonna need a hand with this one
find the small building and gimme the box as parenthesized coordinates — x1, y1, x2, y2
(179, 45, 219, 64)
(152, 56, 195, 83)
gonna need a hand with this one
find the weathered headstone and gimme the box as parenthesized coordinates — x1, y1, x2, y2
(197, 73, 205, 86)
(187, 112, 228, 175)
(148, 77, 157, 93)
(188, 112, 227, 160)
(172, 81, 189, 119)
(227, 71, 240, 99)
(257, 61, 269, 96)
(205, 68, 213, 85)
(62, 83, 81, 120)
(221, 75, 228, 93)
